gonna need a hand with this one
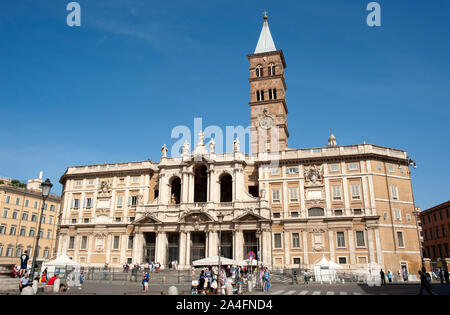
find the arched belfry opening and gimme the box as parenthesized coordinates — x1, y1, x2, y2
(220, 173, 233, 202)
(194, 165, 208, 203)
(170, 177, 181, 204)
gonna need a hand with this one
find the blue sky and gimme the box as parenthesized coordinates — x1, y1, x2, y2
(0, 0, 449, 209)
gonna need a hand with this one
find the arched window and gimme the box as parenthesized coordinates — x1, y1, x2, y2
(273, 88, 277, 99)
(261, 90, 265, 101)
(308, 207, 325, 217)
(268, 63, 276, 76)
(170, 177, 181, 204)
(194, 165, 208, 202)
(256, 91, 261, 101)
(220, 174, 233, 202)
(256, 65, 263, 78)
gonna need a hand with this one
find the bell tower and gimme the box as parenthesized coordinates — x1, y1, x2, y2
(248, 14, 289, 154)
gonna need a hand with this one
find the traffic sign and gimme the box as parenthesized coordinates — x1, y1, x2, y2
(247, 252, 255, 260)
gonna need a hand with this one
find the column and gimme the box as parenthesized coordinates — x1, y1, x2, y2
(106, 234, 112, 263)
(181, 170, 188, 204)
(328, 230, 335, 262)
(235, 230, 244, 262)
(262, 230, 272, 267)
(205, 230, 209, 257)
(348, 229, 356, 265)
(324, 177, 331, 217)
(120, 234, 126, 264)
(132, 233, 140, 263)
(209, 231, 218, 257)
(302, 231, 309, 265)
(283, 231, 289, 268)
(185, 232, 191, 266)
(374, 228, 384, 267)
(367, 228, 375, 266)
(87, 235, 93, 263)
(342, 177, 350, 215)
(155, 232, 168, 267)
(189, 174, 195, 203)
(179, 231, 186, 267)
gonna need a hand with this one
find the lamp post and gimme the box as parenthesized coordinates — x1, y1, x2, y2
(30, 178, 53, 281)
(408, 158, 423, 269)
(217, 212, 224, 295)
(256, 229, 261, 290)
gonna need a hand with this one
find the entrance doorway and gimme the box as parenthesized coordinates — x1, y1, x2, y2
(144, 233, 156, 263)
(168, 233, 180, 264)
(243, 231, 258, 259)
(191, 232, 206, 264)
(221, 232, 233, 259)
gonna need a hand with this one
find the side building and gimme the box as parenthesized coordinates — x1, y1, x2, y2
(0, 175, 61, 265)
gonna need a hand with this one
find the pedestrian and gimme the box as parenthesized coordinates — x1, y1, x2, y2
(19, 273, 30, 292)
(103, 263, 108, 280)
(142, 271, 149, 292)
(444, 268, 449, 284)
(263, 267, 271, 293)
(47, 273, 59, 286)
(293, 270, 298, 284)
(380, 269, 386, 285)
(387, 270, 392, 283)
(438, 269, 444, 284)
(418, 268, 435, 295)
(198, 270, 205, 295)
(19, 250, 29, 277)
(303, 270, 309, 284)
(40, 268, 48, 283)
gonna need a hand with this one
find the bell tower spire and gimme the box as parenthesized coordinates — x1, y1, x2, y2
(248, 14, 289, 154)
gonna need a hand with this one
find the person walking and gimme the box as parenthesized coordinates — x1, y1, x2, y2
(387, 270, 392, 283)
(444, 268, 449, 284)
(263, 267, 271, 293)
(103, 263, 108, 280)
(438, 269, 444, 284)
(142, 271, 149, 292)
(303, 271, 309, 284)
(380, 269, 386, 285)
(419, 268, 435, 295)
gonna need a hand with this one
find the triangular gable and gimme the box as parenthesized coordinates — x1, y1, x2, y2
(178, 211, 215, 223)
(133, 214, 162, 225)
(232, 211, 269, 222)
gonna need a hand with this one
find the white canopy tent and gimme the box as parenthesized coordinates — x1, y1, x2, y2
(192, 256, 238, 267)
(41, 253, 80, 277)
(239, 259, 260, 267)
(313, 257, 342, 283)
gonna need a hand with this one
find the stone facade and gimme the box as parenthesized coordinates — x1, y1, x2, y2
(56, 16, 421, 276)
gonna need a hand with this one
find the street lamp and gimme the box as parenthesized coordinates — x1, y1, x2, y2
(30, 178, 53, 281)
(408, 158, 422, 270)
(217, 212, 224, 295)
(256, 229, 262, 290)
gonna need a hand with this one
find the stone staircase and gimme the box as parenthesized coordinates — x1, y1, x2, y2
(0, 278, 20, 295)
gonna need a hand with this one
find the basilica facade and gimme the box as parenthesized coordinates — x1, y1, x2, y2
(57, 16, 421, 275)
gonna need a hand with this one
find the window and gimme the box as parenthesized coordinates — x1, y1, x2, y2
(271, 189, 280, 203)
(348, 163, 358, 171)
(10, 226, 16, 235)
(332, 185, 342, 201)
(128, 236, 134, 249)
(34, 201, 38, 209)
(31, 213, 37, 222)
(116, 196, 123, 208)
(353, 209, 363, 215)
(81, 236, 88, 249)
(292, 233, 301, 248)
(21, 212, 28, 221)
(115, 217, 122, 223)
(390, 185, 399, 200)
(406, 213, 411, 221)
(291, 211, 299, 218)
(6, 247, 13, 257)
(49, 216, 53, 225)
(132, 176, 140, 184)
(330, 164, 340, 172)
(274, 234, 282, 249)
(69, 236, 75, 249)
(15, 198, 20, 205)
(5, 195, 10, 204)
(72, 198, 80, 209)
(394, 209, 402, 221)
(287, 167, 299, 174)
(75, 180, 82, 187)
(356, 231, 365, 247)
(397, 231, 405, 248)
(15, 247, 22, 257)
(87, 179, 95, 186)
(43, 249, 49, 259)
(387, 164, 395, 173)
(85, 198, 93, 208)
(336, 232, 346, 248)
(268, 63, 275, 76)
(256, 65, 263, 77)
(308, 207, 325, 217)
(113, 236, 120, 249)
(25, 200, 29, 207)
(46, 230, 51, 239)
(269, 88, 277, 100)
(271, 168, 280, 176)
(288, 188, 298, 202)
(2, 209, 8, 218)
(338, 257, 347, 264)
(293, 258, 301, 265)
(71, 219, 77, 224)
(350, 184, 361, 200)
(442, 226, 446, 237)
(83, 218, 90, 224)
(129, 196, 138, 207)
(20, 227, 26, 236)
(29, 229, 35, 237)
(12, 211, 18, 220)
(41, 215, 46, 224)
(334, 209, 343, 216)
(50, 205, 55, 212)
(0, 224, 6, 234)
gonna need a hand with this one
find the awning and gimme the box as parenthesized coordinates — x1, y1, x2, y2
(192, 256, 238, 267)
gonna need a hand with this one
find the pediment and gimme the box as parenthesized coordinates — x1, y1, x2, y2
(178, 210, 215, 223)
(232, 211, 268, 222)
(133, 214, 161, 225)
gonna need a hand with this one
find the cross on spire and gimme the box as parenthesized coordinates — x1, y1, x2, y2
(263, 11, 268, 19)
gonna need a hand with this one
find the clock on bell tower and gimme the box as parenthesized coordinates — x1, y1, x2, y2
(248, 14, 289, 154)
